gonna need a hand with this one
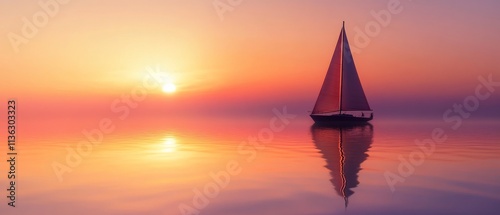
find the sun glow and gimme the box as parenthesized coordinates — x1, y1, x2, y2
(162, 137, 177, 153)
(162, 83, 176, 94)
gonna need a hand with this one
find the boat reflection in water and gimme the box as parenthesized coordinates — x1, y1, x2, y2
(311, 123, 373, 208)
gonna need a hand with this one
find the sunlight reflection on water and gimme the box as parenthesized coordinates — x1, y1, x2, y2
(3, 117, 500, 215)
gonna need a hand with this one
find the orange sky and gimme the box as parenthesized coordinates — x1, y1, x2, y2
(1, 0, 500, 118)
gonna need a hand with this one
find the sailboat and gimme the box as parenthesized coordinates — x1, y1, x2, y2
(311, 22, 373, 124)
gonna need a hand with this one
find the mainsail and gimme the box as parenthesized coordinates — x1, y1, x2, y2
(312, 23, 371, 115)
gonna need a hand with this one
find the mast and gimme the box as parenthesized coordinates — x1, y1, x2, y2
(339, 21, 345, 115)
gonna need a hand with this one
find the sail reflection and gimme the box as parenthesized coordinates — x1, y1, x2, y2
(311, 123, 373, 208)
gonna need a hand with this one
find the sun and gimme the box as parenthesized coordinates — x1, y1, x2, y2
(162, 137, 177, 153)
(162, 83, 176, 93)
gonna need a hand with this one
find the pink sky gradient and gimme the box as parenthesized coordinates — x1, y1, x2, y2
(1, 0, 500, 119)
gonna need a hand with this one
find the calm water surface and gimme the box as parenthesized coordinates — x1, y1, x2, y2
(2, 116, 500, 215)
